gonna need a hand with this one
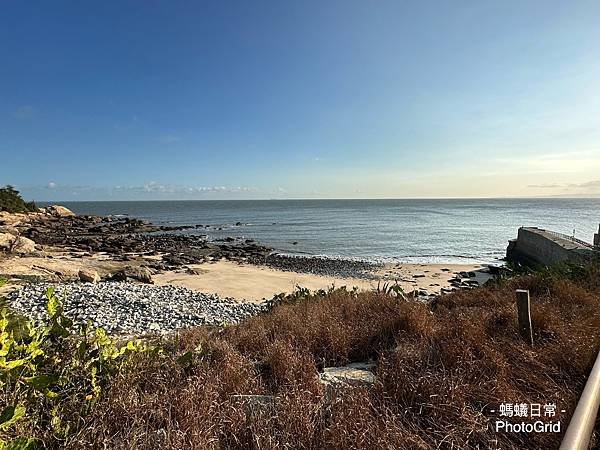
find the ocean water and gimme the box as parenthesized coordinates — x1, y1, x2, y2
(47, 199, 600, 265)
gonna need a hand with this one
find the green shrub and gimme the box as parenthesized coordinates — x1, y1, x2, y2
(0, 186, 37, 214)
(0, 279, 157, 447)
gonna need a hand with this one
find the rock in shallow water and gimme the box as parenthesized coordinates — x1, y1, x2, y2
(6, 282, 269, 335)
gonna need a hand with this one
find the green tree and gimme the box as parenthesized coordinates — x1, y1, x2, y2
(0, 186, 37, 213)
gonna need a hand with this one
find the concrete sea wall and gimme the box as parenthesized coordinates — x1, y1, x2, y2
(507, 227, 599, 266)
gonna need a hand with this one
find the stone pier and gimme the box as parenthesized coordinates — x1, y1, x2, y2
(507, 226, 599, 266)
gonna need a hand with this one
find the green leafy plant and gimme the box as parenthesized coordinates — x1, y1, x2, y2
(271, 284, 358, 307)
(376, 280, 407, 299)
(0, 283, 157, 446)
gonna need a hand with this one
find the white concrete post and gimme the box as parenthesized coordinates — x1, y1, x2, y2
(516, 289, 533, 346)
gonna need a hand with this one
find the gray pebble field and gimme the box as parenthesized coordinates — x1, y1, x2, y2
(6, 282, 269, 335)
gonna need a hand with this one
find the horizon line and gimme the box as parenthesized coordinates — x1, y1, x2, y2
(34, 196, 600, 203)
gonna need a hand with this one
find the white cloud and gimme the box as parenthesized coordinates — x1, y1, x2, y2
(527, 179, 600, 194)
(568, 180, 600, 189)
(527, 183, 563, 189)
(22, 182, 262, 201)
(113, 182, 258, 194)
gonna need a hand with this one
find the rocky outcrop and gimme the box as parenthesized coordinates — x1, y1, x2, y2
(0, 233, 36, 254)
(44, 205, 75, 217)
(16, 213, 272, 269)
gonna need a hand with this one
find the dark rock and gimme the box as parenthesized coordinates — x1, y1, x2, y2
(110, 270, 127, 282)
(111, 266, 153, 284)
(488, 265, 502, 275)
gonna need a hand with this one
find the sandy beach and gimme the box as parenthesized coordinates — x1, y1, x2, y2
(153, 259, 487, 302)
(1, 246, 487, 302)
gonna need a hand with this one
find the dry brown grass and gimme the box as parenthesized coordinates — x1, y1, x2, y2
(62, 266, 600, 449)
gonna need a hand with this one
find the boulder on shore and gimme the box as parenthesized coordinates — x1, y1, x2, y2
(45, 205, 75, 217)
(78, 268, 100, 283)
(0, 233, 36, 254)
(111, 266, 153, 284)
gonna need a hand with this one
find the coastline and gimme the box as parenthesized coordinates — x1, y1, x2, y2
(1, 243, 488, 301)
(1, 206, 496, 332)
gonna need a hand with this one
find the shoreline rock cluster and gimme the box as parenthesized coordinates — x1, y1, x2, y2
(14, 213, 272, 267)
(6, 282, 269, 335)
(253, 253, 382, 279)
(4, 207, 386, 279)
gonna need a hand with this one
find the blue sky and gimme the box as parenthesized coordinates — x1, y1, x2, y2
(1, 0, 600, 200)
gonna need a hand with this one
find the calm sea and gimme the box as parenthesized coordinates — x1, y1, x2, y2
(45, 199, 600, 265)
